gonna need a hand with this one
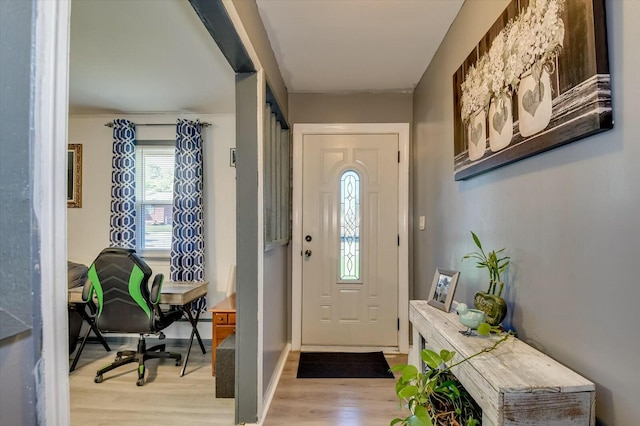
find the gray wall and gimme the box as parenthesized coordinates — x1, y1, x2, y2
(412, 1, 638, 425)
(208, 2, 291, 422)
(0, 335, 37, 426)
(288, 91, 415, 319)
(235, 73, 260, 424)
(0, 0, 40, 425)
(262, 246, 288, 396)
(231, 0, 288, 118)
(289, 92, 413, 124)
(229, 3, 292, 418)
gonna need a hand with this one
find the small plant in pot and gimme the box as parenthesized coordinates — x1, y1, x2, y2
(462, 231, 510, 326)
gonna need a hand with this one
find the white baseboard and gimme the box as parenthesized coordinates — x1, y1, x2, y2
(257, 342, 291, 425)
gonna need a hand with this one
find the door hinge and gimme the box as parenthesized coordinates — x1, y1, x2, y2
(397, 318, 400, 330)
(398, 150, 400, 163)
(398, 235, 400, 246)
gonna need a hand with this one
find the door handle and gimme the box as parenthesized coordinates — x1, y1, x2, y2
(304, 249, 312, 258)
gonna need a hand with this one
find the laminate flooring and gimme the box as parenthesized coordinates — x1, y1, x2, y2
(263, 351, 408, 426)
(71, 344, 408, 426)
(69, 341, 234, 426)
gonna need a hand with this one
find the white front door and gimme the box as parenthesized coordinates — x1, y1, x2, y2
(301, 133, 399, 347)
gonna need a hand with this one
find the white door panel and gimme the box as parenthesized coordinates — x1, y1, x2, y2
(302, 133, 398, 347)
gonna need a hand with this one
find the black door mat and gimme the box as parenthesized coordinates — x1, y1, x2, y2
(296, 351, 394, 379)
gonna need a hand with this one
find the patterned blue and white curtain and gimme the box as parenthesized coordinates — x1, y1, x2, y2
(170, 119, 206, 314)
(109, 119, 136, 249)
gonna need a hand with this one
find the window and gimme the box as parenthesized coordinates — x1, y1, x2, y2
(340, 170, 360, 281)
(135, 143, 174, 257)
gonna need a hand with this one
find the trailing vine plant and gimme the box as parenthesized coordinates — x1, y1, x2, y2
(391, 333, 511, 426)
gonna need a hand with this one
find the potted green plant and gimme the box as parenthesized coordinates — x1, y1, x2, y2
(391, 334, 510, 426)
(462, 231, 510, 326)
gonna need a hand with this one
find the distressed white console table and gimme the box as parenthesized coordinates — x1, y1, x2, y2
(410, 300, 595, 425)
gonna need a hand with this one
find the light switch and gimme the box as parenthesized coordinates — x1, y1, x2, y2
(419, 216, 425, 231)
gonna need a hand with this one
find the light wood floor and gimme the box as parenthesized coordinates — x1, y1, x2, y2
(263, 351, 408, 426)
(69, 340, 234, 426)
(71, 344, 408, 425)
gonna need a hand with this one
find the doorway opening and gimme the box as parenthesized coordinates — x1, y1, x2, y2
(291, 123, 410, 354)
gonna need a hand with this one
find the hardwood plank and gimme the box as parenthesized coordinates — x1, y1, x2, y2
(69, 341, 233, 426)
(264, 351, 408, 426)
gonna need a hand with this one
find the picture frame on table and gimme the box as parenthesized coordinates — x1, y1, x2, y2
(427, 268, 460, 312)
(67, 144, 82, 208)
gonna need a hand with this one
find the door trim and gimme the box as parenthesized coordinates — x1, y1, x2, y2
(37, 0, 72, 424)
(292, 123, 410, 353)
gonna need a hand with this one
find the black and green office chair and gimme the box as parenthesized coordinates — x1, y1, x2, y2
(82, 247, 182, 386)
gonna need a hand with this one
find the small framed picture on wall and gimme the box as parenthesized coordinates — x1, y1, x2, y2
(68, 144, 82, 208)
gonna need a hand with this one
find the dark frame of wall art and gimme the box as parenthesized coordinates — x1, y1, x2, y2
(452, 0, 613, 181)
(67, 143, 82, 208)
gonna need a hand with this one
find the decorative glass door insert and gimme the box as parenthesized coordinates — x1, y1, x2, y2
(340, 170, 361, 281)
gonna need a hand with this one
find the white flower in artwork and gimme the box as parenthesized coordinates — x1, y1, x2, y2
(504, 19, 524, 90)
(460, 0, 565, 124)
(487, 30, 507, 96)
(516, 0, 565, 80)
(460, 54, 491, 124)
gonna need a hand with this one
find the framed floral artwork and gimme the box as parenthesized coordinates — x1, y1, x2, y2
(452, 0, 613, 180)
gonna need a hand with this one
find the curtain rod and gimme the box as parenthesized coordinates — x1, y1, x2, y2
(104, 121, 211, 128)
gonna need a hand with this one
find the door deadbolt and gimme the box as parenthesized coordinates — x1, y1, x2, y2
(305, 235, 312, 242)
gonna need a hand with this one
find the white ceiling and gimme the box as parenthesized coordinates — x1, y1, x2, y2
(68, 0, 235, 115)
(256, 0, 464, 93)
(68, 0, 464, 114)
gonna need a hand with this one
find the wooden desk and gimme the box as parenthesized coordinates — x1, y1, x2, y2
(164, 282, 209, 377)
(67, 281, 207, 305)
(158, 281, 208, 305)
(68, 281, 208, 377)
(209, 293, 236, 376)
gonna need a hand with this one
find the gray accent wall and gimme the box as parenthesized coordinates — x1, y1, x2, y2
(0, 0, 40, 425)
(235, 73, 259, 424)
(189, 0, 254, 73)
(231, 0, 288, 118)
(195, 2, 292, 422)
(235, 73, 289, 421)
(262, 246, 288, 396)
(0, 0, 35, 340)
(288, 92, 415, 313)
(289, 92, 413, 124)
(0, 334, 38, 426)
(412, 1, 638, 424)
